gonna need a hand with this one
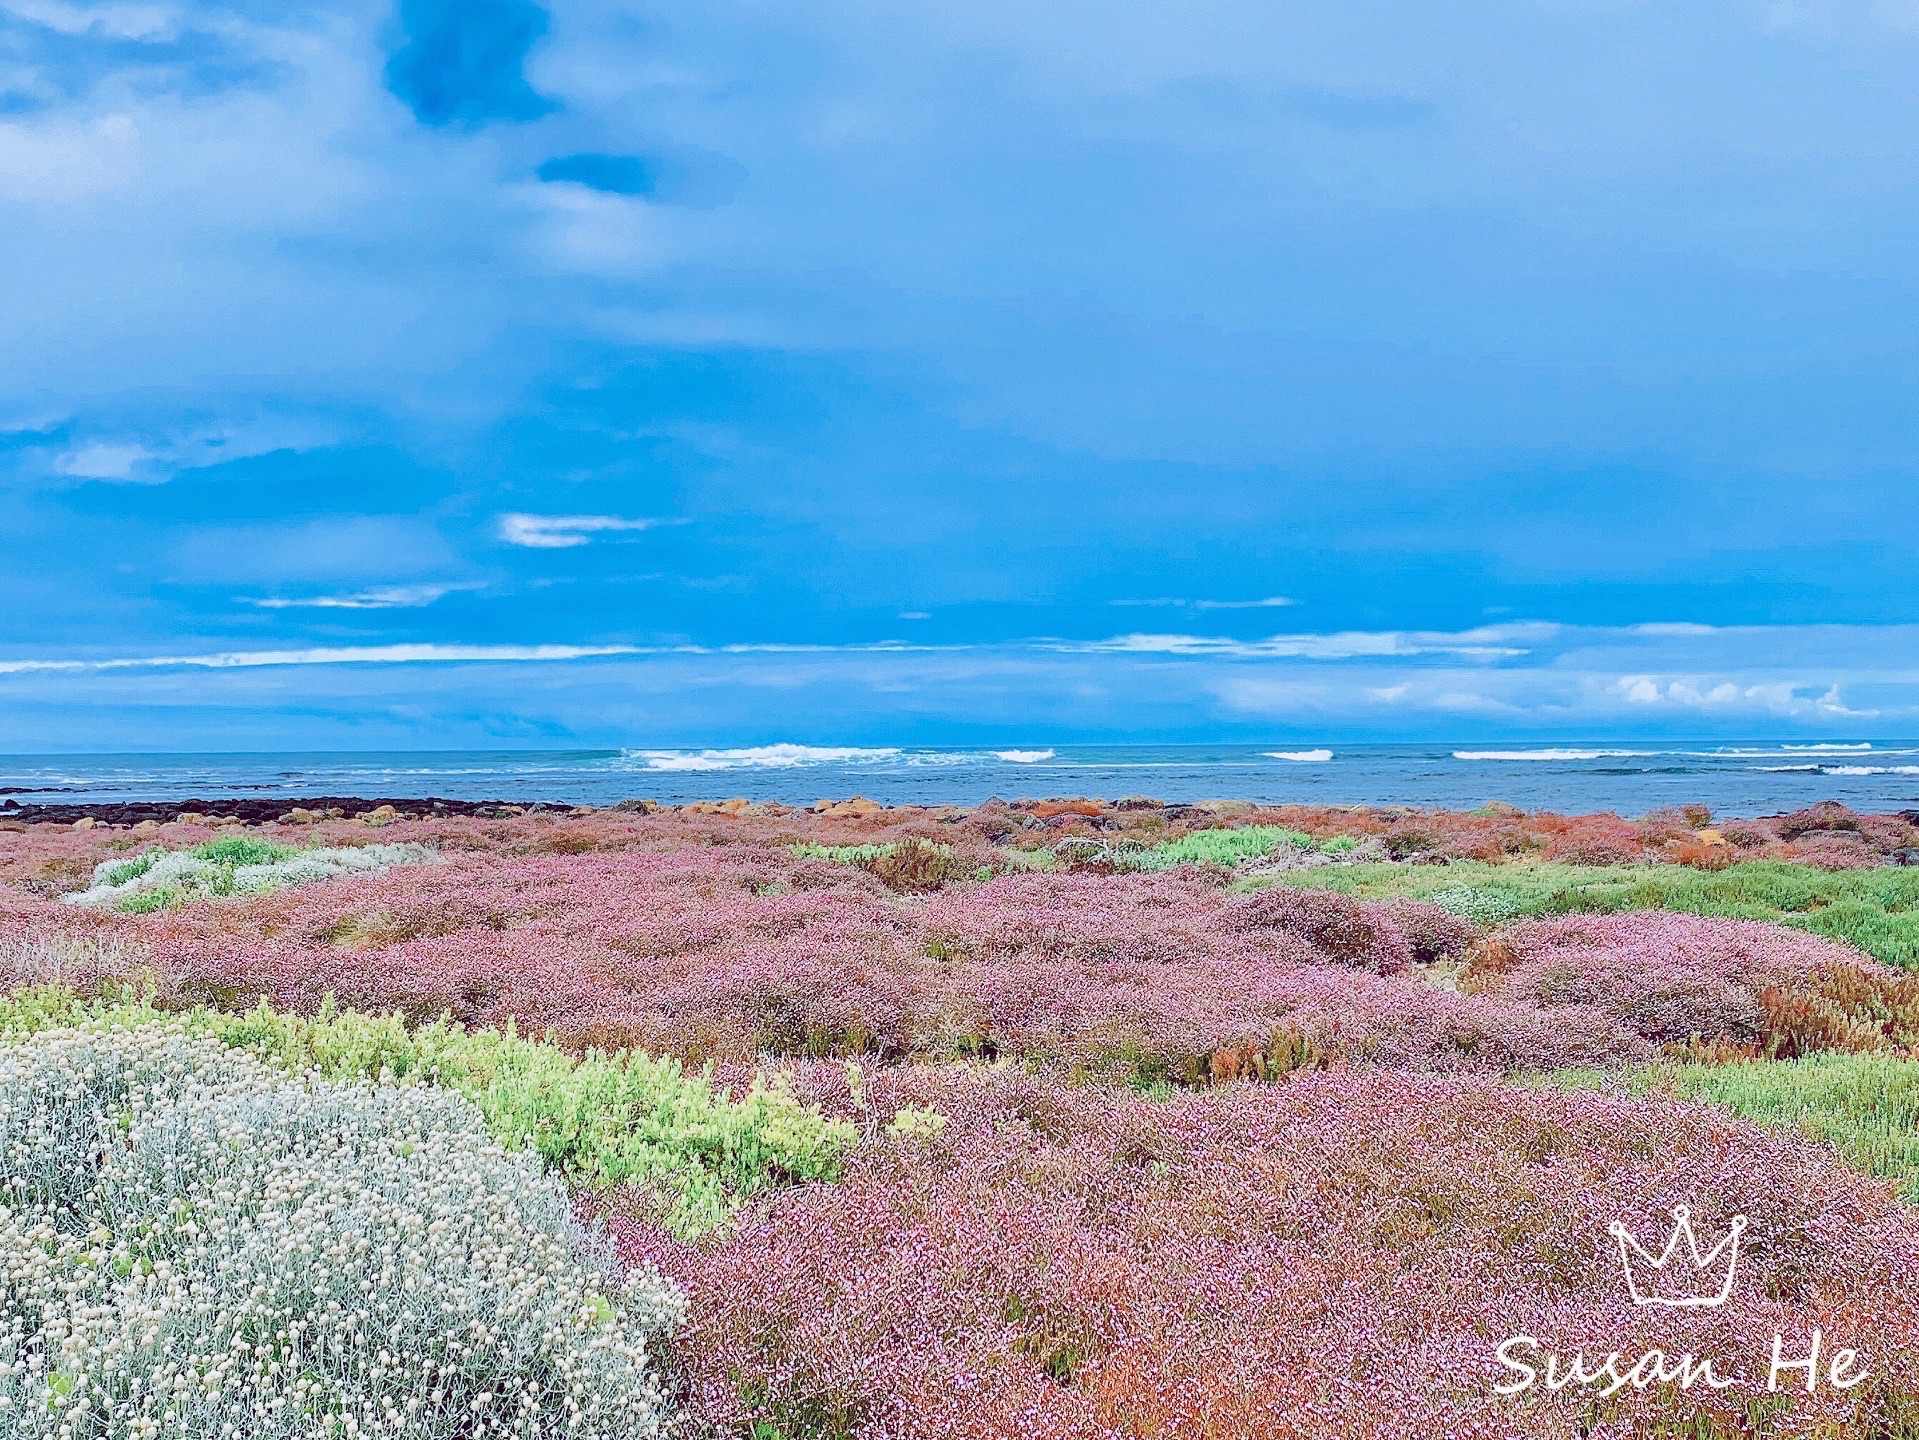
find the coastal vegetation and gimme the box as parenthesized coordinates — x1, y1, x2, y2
(0, 1023, 681, 1438)
(6, 797, 1919, 1435)
(63, 833, 434, 912)
(0, 988, 857, 1236)
(1551, 1052, 1919, 1199)
(1256, 858, 1919, 967)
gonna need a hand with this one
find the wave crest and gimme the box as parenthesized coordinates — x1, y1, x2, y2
(624, 745, 902, 772)
(1452, 749, 1652, 762)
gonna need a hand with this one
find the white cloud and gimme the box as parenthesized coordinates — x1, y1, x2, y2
(1628, 622, 1723, 637)
(1060, 624, 1544, 661)
(1111, 596, 1295, 609)
(497, 514, 668, 548)
(1430, 690, 1521, 714)
(1816, 684, 1878, 717)
(0, 644, 645, 674)
(1609, 673, 1881, 718)
(244, 583, 481, 610)
(56, 441, 149, 479)
(5, 1, 178, 40)
(0, 112, 141, 202)
(0, 639, 971, 675)
(1365, 683, 1411, 702)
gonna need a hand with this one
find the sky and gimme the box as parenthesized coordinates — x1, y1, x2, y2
(3, 0, 1919, 749)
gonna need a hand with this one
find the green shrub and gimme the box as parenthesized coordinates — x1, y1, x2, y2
(792, 839, 962, 892)
(97, 849, 163, 887)
(1125, 825, 1345, 872)
(191, 832, 301, 867)
(792, 842, 899, 865)
(1549, 1053, 1919, 1200)
(65, 838, 435, 912)
(0, 988, 856, 1237)
(1252, 860, 1919, 968)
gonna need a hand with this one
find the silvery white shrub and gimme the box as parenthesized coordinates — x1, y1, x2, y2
(0, 1025, 682, 1438)
(63, 844, 436, 910)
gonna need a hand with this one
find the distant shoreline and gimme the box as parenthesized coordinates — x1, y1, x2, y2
(7, 744, 1919, 818)
(0, 796, 563, 826)
(6, 793, 1907, 829)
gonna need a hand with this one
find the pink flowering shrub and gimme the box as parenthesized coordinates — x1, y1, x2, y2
(1379, 897, 1477, 964)
(619, 1064, 1919, 1439)
(0, 814, 1907, 1080)
(1468, 912, 1884, 1050)
(1220, 885, 1413, 974)
(1783, 831, 1884, 871)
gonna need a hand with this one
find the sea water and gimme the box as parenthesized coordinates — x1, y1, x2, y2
(4, 742, 1919, 816)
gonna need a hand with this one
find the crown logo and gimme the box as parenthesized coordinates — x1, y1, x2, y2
(1608, 1205, 1747, 1309)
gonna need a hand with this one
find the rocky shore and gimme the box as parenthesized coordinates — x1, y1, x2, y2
(0, 795, 573, 826)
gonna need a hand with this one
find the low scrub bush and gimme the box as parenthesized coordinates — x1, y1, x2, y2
(0, 989, 856, 1236)
(790, 842, 896, 865)
(8, 845, 1895, 1087)
(1264, 859, 1919, 967)
(1378, 898, 1476, 964)
(1753, 960, 1919, 1057)
(1553, 1053, 1919, 1200)
(790, 838, 963, 892)
(1221, 886, 1412, 974)
(1122, 824, 1355, 871)
(629, 1063, 1919, 1439)
(63, 836, 435, 912)
(0, 1023, 682, 1438)
(1465, 911, 1888, 1051)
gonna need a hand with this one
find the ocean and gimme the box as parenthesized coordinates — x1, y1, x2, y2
(2, 742, 1917, 816)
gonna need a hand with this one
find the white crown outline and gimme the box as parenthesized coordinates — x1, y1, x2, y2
(1608, 1205, 1748, 1309)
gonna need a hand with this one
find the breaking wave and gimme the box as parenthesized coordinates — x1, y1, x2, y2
(1453, 750, 1653, 762)
(624, 745, 903, 772)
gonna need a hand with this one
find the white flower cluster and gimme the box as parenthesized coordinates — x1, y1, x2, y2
(62, 844, 435, 910)
(0, 1025, 683, 1438)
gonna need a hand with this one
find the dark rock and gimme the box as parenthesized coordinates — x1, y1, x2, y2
(0, 796, 570, 826)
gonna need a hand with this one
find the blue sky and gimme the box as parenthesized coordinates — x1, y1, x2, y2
(3, 0, 1918, 748)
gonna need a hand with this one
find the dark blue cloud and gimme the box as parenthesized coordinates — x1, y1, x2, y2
(537, 153, 657, 196)
(385, 0, 555, 129)
(537, 150, 745, 205)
